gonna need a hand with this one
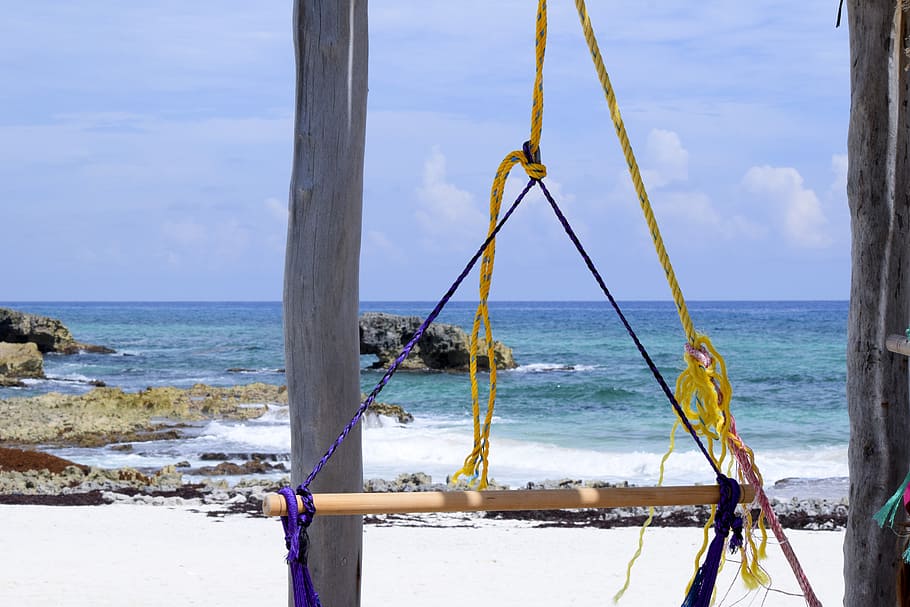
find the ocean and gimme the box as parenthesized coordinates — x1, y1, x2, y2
(0, 301, 848, 496)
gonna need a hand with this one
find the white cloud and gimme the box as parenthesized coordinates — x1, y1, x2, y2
(743, 165, 831, 248)
(363, 230, 406, 262)
(642, 129, 689, 189)
(654, 192, 765, 242)
(414, 147, 486, 249)
(619, 130, 761, 243)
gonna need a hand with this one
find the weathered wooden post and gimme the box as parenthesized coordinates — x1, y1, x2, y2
(845, 1, 910, 605)
(284, 2, 368, 606)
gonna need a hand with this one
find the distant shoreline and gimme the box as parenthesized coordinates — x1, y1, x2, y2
(0, 299, 851, 304)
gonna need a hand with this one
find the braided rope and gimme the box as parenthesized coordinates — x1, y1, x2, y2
(571, 3, 820, 604)
(572, 0, 695, 343)
(455, 0, 548, 489)
(537, 178, 748, 605)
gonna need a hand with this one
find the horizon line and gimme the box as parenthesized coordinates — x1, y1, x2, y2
(0, 298, 851, 304)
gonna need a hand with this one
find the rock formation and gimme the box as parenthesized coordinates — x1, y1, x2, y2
(0, 382, 412, 447)
(359, 312, 516, 371)
(0, 308, 113, 354)
(0, 342, 44, 386)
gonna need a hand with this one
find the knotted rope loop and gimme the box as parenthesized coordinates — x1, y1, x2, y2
(455, 0, 548, 489)
(521, 140, 547, 180)
(684, 342, 712, 369)
(571, 4, 821, 600)
(278, 486, 321, 607)
(714, 475, 743, 541)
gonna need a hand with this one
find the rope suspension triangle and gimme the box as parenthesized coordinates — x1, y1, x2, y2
(272, 3, 823, 606)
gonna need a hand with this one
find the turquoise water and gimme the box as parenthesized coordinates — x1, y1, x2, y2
(0, 301, 848, 488)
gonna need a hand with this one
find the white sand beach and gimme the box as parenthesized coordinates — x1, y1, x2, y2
(0, 504, 844, 606)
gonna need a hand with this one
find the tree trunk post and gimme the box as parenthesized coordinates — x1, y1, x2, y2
(845, 1, 910, 605)
(284, 2, 368, 606)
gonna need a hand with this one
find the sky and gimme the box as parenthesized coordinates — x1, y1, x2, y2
(0, 2, 851, 301)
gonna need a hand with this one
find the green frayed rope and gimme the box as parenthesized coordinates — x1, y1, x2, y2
(874, 470, 910, 531)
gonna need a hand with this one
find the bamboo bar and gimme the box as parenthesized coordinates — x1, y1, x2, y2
(886, 334, 910, 356)
(261, 484, 757, 517)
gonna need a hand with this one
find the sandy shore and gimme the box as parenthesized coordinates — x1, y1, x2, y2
(1, 504, 843, 606)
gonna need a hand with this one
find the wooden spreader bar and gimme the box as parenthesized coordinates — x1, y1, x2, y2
(886, 334, 910, 357)
(262, 484, 757, 517)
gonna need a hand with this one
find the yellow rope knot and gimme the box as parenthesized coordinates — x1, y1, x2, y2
(519, 141, 547, 180)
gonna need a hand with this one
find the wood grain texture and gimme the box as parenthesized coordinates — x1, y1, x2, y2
(261, 485, 758, 517)
(284, 2, 368, 606)
(845, 2, 910, 605)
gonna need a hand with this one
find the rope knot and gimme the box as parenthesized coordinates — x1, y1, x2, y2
(278, 486, 322, 607)
(278, 486, 314, 564)
(521, 140, 547, 180)
(714, 475, 741, 536)
(684, 342, 712, 368)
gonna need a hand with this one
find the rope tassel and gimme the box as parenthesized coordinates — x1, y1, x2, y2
(279, 487, 322, 607)
(874, 470, 910, 542)
(681, 476, 743, 607)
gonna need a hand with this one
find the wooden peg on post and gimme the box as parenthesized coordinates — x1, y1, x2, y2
(885, 334, 910, 357)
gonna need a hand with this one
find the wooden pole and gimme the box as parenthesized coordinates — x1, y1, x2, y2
(844, 2, 910, 605)
(262, 485, 758, 517)
(284, 2, 367, 607)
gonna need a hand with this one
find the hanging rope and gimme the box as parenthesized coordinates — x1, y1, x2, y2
(570, 2, 820, 605)
(537, 165, 743, 607)
(453, 0, 548, 489)
(275, 3, 822, 606)
(299, 179, 536, 491)
(277, 178, 536, 607)
(279, 487, 321, 607)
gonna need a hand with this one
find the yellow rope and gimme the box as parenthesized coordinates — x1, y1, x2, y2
(447, 1, 772, 598)
(572, 0, 695, 344)
(571, 0, 769, 599)
(451, 0, 548, 490)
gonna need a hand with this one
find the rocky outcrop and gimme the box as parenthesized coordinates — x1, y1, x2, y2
(366, 401, 414, 424)
(0, 342, 44, 385)
(0, 308, 114, 354)
(0, 382, 412, 447)
(0, 383, 287, 446)
(359, 312, 516, 371)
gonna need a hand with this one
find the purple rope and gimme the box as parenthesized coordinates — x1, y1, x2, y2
(532, 177, 748, 605)
(535, 178, 722, 477)
(299, 177, 536, 490)
(277, 177, 535, 607)
(681, 475, 743, 607)
(279, 487, 321, 607)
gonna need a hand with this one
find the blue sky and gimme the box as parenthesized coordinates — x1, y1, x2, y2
(1, 2, 850, 301)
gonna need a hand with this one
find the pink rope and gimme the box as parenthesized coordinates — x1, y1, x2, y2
(728, 431, 822, 607)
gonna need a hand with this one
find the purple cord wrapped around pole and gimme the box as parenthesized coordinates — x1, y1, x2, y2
(279, 487, 321, 607)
